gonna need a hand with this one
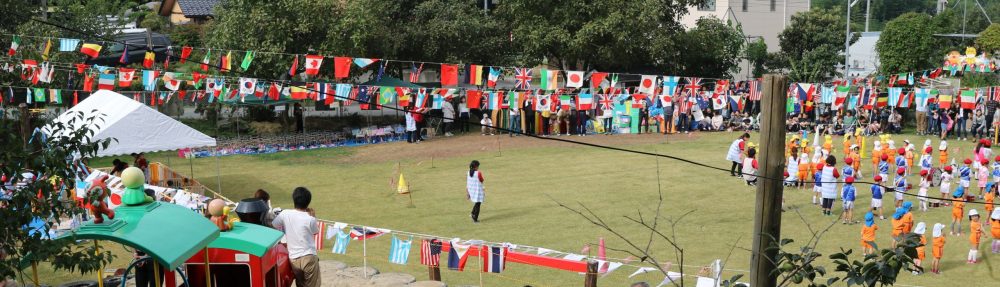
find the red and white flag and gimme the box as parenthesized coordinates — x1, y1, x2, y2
(638, 75, 657, 95)
(118, 68, 136, 87)
(420, 239, 442, 266)
(565, 71, 584, 88)
(304, 55, 324, 76)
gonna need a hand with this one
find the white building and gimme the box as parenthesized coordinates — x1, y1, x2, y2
(680, 0, 811, 53)
(846, 32, 881, 77)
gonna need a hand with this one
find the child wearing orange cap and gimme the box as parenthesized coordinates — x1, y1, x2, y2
(940, 165, 954, 207)
(919, 170, 931, 212)
(861, 212, 878, 255)
(931, 223, 946, 274)
(871, 175, 885, 219)
(968, 209, 983, 263)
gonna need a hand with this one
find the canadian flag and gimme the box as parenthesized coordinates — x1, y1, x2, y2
(304, 55, 324, 76)
(638, 75, 657, 95)
(566, 71, 584, 88)
(118, 68, 136, 87)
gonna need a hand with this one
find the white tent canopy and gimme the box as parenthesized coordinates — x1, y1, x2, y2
(47, 90, 216, 157)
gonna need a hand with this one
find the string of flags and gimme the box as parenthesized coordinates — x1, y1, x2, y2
(785, 80, 1000, 114)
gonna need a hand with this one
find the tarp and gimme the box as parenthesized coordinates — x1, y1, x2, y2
(47, 90, 216, 157)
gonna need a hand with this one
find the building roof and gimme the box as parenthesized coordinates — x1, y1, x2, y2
(178, 0, 219, 17)
(208, 222, 283, 257)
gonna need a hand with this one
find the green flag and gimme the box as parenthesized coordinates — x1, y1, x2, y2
(379, 86, 395, 105)
(240, 51, 254, 71)
(786, 97, 794, 113)
(507, 91, 518, 108)
(539, 69, 549, 90)
(33, 88, 46, 102)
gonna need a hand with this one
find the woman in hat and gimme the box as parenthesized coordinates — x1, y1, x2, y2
(968, 209, 983, 263)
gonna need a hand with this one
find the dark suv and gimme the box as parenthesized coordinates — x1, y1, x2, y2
(86, 32, 172, 67)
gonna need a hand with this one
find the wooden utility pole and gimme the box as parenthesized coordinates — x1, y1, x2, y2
(583, 260, 598, 287)
(749, 74, 788, 287)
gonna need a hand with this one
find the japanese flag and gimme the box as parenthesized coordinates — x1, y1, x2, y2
(566, 71, 584, 88)
(162, 72, 181, 91)
(638, 75, 657, 95)
(304, 55, 324, 76)
(239, 78, 257, 95)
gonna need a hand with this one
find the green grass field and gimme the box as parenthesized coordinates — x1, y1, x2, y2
(37, 131, 1000, 286)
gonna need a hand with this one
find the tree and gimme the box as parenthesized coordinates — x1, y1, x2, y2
(0, 109, 115, 285)
(675, 16, 745, 78)
(976, 23, 1000, 55)
(876, 12, 940, 74)
(497, 0, 701, 72)
(746, 38, 770, 78)
(777, 8, 858, 82)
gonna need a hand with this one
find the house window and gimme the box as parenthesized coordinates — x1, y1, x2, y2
(698, 0, 716, 11)
(743, 0, 748, 12)
(770, 0, 776, 12)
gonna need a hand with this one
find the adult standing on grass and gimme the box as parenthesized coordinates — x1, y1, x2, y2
(727, 133, 750, 177)
(466, 160, 485, 223)
(272, 187, 321, 287)
(442, 98, 455, 137)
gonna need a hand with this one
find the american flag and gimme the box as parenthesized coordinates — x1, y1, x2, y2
(988, 86, 1000, 102)
(684, 77, 702, 95)
(420, 239, 442, 266)
(313, 222, 326, 251)
(748, 80, 762, 101)
(514, 68, 532, 90)
(409, 63, 423, 82)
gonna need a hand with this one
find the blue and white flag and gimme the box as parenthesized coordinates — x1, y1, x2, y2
(481, 245, 507, 273)
(58, 38, 80, 52)
(820, 86, 835, 104)
(388, 235, 413, 265)
(447, 240, 471, 271)
(331, 229, 349, 254)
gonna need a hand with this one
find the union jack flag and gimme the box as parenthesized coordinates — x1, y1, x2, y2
(598, 94, 614, 110)
(684, 77, 702, 95)
(514, 68, 532, 90)
(748, 80, 762, 101)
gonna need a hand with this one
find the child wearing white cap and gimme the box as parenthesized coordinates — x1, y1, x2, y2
(932, 223, 946, 274)
(968, 209, 983, 264)
(913, 222, 927, 274)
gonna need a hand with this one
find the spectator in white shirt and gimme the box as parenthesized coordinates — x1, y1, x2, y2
(272, 187, 320, 287)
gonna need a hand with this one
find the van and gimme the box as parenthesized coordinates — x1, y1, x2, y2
(86, 32, 171, 67)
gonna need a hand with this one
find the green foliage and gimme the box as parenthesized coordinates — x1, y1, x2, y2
(770, 234, 918, 287)
(778, 8, 857, 82)
(675, 16, 745, 78)
(976, 23, 1000, 54)
(169, 24, 204, 47)
(746, 38, 770, 78)
(137, 6, 169, 33)
(876, 12, 940, 74)
(0, 109, 115, 284)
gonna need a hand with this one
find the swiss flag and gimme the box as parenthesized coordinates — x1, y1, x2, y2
(638, 75, 656, 95)
(566, 71, 584, 88)
(304, 55, 323, 76)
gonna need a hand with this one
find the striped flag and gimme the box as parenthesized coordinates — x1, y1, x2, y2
(388, 236, 413, 265)
(960, 89, 976, 109)
(410, 63, 423, 82)
(481, 245, 508, 273)
(420, 239, 442, 266)
(887, 87, 904, 107)
(468, 64, 483, 85)
(97, 69, 116, 91)
(313, 222, 325, 251)
(577, 93, 594, 110)
(987, 86, 1000, 102)
(748, 80, 762, 101)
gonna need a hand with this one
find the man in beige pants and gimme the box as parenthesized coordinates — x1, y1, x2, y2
(273, 187, 321, 287)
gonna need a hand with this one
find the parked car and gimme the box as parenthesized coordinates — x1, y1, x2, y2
(86, 32, 171, 67)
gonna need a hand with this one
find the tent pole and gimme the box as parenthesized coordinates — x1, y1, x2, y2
(215, 147, 222, 194)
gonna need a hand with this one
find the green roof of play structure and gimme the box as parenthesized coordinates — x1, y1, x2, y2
(62, 202, 220, 269)
(208, 222, 282, 257)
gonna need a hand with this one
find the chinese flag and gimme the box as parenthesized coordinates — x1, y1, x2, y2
(440, 64, 458, 86)
(466, 90, 482, 109)
(334, 57, 352, 79)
